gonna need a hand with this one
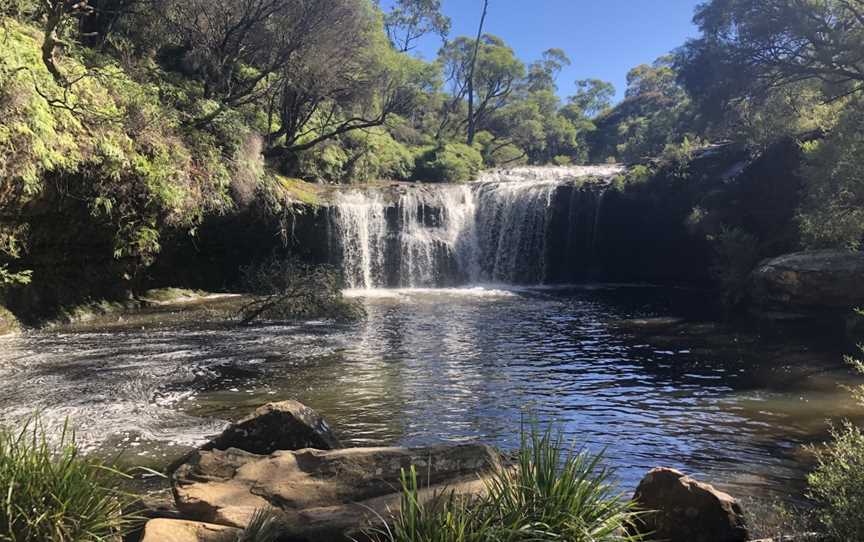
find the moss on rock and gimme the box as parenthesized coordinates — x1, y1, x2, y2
(0, 305, 20, 335)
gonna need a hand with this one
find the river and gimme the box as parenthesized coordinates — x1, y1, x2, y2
(0, 285, 860, 500)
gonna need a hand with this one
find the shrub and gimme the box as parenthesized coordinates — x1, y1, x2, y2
(0, 418, 139, 541)
(295, 142, 350, 183)
(807, 422, 864, 542)
(238, 256, 364, 324)
(368, 425, 644, 542)
(742, 499, 817, 541)
(708, 226, 761, 311)
(473, 132, 527, 168)
(609, 164, 653, 192)
(805, 349, 864, 541)
(798, 100, 864, 250)
(413, 143, 484, 183)
(234, 508, 286, 542)
(344, 129, 415, 182)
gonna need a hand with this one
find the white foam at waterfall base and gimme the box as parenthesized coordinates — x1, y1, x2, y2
(343, 286, 519, 299)
(330, 165, 621, 289)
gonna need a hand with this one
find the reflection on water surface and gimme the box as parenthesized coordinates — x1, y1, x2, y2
(0, 285, 861, 497)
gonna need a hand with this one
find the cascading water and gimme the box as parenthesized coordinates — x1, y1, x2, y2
(329, 165, 623, 289)
(330, 191, 388, 289)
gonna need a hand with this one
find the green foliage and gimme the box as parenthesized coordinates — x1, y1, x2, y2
(678, 0, 864, 122)
(708, 226, 761, 311)
(370, 466, 493, 542)
(473, 131, 526, 168)
(570, 79, 615, 118)
(0, 16, 232, 273)
(384, 0, 451, 52)
(413, 143, 483, 182)
(807, 421, 864, 542)
(798, 100, 864, 250)
(296, 143, 351, 184)
(609, 164, 652, 192)
(0, 417, 139, 541)
(588, 57, 694, 163)
(0, 265, 32, 288)
(677, 0, 864, 252)
(239, 256, 364, 324)
(742, 499, 817, 542)
(368, 425, 643, 542)
(299, 129, 415, 183)
(438, 34, 525, 144)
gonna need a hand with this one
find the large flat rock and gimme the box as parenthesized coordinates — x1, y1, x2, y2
(172, 444, 500, 541)
(750, 250, 864, 309)
(140, 518, 241, 542)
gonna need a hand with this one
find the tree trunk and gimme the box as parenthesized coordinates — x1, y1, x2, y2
(466, 0, 488, 145)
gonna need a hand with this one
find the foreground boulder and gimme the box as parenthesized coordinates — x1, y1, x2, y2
(632, 467, 749, 542)
(203, 400, 341, 455)
(750, 250, 864, 310)
(172, 443, 499, 541)
(140, 518, 241, 542)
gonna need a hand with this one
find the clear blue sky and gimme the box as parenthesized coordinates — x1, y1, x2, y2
(405, 0, 704, 103)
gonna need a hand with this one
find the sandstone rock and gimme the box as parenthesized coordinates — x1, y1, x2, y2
(172, 443, 500, 540)
(750, 250, 864, 310)
(203, 400, 341, 455)
(632, 467, 749, 542)
(140, 518, 241, 542)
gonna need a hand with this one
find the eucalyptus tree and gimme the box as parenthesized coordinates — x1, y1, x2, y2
(677, 0, 864, 117)
(383, 0, 451, 52)
(675, 0, 864, 249)
(567, 79, 615, 118)
(160, 0, 321, 109)
(525, 48, 571, 93)
(265, 1, 437, 160)
(438, 33, 525, 143)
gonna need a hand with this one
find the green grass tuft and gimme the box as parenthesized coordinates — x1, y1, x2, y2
(368, 424, 646, 542)
(0, 417, 140, 542)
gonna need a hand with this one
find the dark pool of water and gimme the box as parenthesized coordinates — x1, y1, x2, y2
(0, 286, 861, 498)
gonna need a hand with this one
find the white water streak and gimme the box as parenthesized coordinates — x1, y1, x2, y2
(331, 166, 621, 289)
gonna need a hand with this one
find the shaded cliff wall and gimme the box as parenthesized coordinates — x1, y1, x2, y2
(4, 139, 806, 320)
(594, 140, 804, 285)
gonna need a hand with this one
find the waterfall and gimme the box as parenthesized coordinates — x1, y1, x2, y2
(330, 191, 388, 289)
(329, 165, 622, 289)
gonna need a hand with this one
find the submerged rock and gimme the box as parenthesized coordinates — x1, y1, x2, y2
(172, 444, 500, 540)
(750, 250, 864, 310)
(633, 467, 749, 542)
(140, 518, 241, 542)
(203, 400, 341, 455)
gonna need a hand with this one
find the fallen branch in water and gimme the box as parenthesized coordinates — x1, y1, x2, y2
(237, 256, 364, 325)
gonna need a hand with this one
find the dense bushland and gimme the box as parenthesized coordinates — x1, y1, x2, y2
(0, 0, 863, 316)
(0, 0, 625, 315)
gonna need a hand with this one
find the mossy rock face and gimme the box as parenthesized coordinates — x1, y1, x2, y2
(0, 305, 20, 335)
(52, 299, 141, 326)
(139, 288, 208, 304)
